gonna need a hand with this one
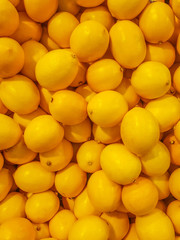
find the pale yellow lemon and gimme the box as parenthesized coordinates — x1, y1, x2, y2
(74, 188, 101, 219)
(0, 114, 22, 150)
(87, 170, 121, 212)
(100, 143, 141, 185)
(0, 192, 26, 224)
(0, 75, 40, 114)
(92, 123, 121, 144)
(21, 40, 48, 81)
(55, 163, 87, 198)
(77, 140, 105, 173)
(40, 139, 73, 172)
(87, 90, 128, 127)
(0, 168, 13, 202)
(139, 2, 175, 43)
(109, 20, 146, 69)
(3, 135, 37, 165)
(141, 141, 170, 177)
(49, 210, 76, 239)
(145, 94, 180, 132)
(48, 12, 79, 48)
(135, 208, 175, 240)
(87, 59, 123, 92)
(107, 0, 148, 20)
(0, 37, 24, 78)
(24, 115, 64, 153)
(49, 90, 87, 125)
(35, 49, 79, 91)
(13, 161, 55, 193)
(25, 191, 59, 223)
(121, 107, 160, 156)
(80, 6, 115, 31)
(70, 20, 109, 63)
(131, 61, 171, 99)
(24, 0, 58, 23)
(64, 118, 91, 143)
(68, 215, 109, 240)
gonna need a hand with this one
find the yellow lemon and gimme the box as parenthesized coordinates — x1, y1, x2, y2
(33, 223, 50, 240)
(75, 84, 96, 102)
(24, 0, 58, 23)
(173, 66, 180, 93)
(0, 168, 13, 202)
(68, 215, 109, 240)
(87, 90, 128, 127)
(107, 0, 148, 20)
(40, 26, 59, 51)
(74, 188, 101, 218)
(0, 75, 40, 114)
(123, 223, 140, 240)
(49, 90, 87, 125)
(38, 85, 55, 114)
(169, 168, 180, 200)
(167, 200, 180, 235)
(48, 12, 79, 48)
(35, 49, 79, 91)
(77, 140, 105, 173)
(141, 141, 170, 176)
(0, 114, 22, 150)
(13, 161, 55, 193)
(24, 115, 64, 153)
(49, 210, 76, 239)
(70, 20, 109, 62)
(87, 59, 123, 92)
(145, 94, 180, 132)
(21, 40, 48, 81)
(0, 37, 24, 78)
(174, 120, 180, 142)
(121, 107, 160, 156)
(100, 143, 142, 185)
(25, 190, 59, 223)
(87, 170, 121, 212)
(109, 20, 146, 69)
(58, 0, 80, 15)
(40, 139, 73, 172)
(0, 192, 26, 224)
(75, 0, 105, 7)
(135, 208, 175, 240)
(131, 61, 171, 99)
(3, 135, 37, 165)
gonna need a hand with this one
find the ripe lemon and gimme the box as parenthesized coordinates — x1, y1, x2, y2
(0, 192, 26, 224)
(68, 215, 109, 240)
(170, 0, 180, 19)
(77, 140, 105, 173)
(167, 200, 180, 234)
(87, 170, 121, 212)
(173, 66, 180, 93)
(109, 20, 146, 69)
(123, 223, 139, 240)
(139, 2, 175, 43)
(70, 62, 87, 88)
(0, 217, 36, 240)
(0, 168, 13, 202)
(49, 90, 87, 125)
(0, 153, 4, 171)
(121, 107, 160, 156)
(13, 161, 55, 193)
(0, 114, 22, 150)
(169, 168, 180, 200)
(0, 0, 19, 36)
(141, 141, 170, 177)
(33, 223, 50, 240)
(75, 0, 105, 7)
(38, 85, 55, 114)
(55, 163, 87, 198)
(145, 95, 180, 132)
(87, 90, 128, 127)
(0, 75, 40, 114)
(70, 20, 109, 62)
(24, 115, 64, 153)
(48, 12, 79, 48)
(21, 40, 48, 81)
(40, 26, 59, 51)
(0, 37, 24, 78)
(40, 139, 73, 172)
(58, 0, 80, 15)
(74, 188, 101, 218)
(131, 61, 171, 99)
(75, 84, 96, 102)
(135, 208, 175, 240)
(24, 0, 58, 23)
(87, 59, 123, 92)
(174, 120, 180, 142)
(49, 210, 76, 239)
(25, 190, 59, 223)
(3, 135, 37, 165)
(35, 49, 79, 91)
(101, 211, 129, 240)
